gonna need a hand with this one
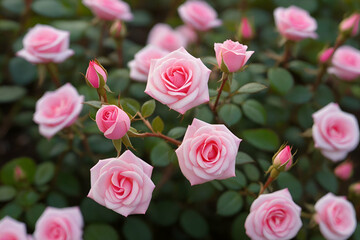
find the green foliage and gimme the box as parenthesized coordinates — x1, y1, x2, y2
(268, 67, 294, 95)
(218, 104, 242, 126)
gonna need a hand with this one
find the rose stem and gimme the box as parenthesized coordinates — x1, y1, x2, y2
(259, 176, 274, 195)
(46, 63, 61, 88)
(97, 21, 107, 56)
(116, 38, 123, 68)
(277, 40, 293, 67)
(212, 72, 228, 112)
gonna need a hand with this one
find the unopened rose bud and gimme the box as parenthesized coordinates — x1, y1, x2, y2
(340, 13, 360, 37)
(272, 145, 293, 171)
(318, 47, 334, 64)
(238, 17, 254, 40)
(334, 161, 353, 180)
(85, 60, 107, 89)
(349, 182, 360, 204)
(110, 20, 126, 39)
(14, 166, 25, 181)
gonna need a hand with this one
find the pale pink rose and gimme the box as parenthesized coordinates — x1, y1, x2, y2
(128, 45, 169, 82)
(33, 83, 84, 139)
(312, 102, 359, 162)
(95, 105, 130, 140)
(334, 161, 353, 180)
(178, 0, 222, 31)
(145, 47, 211, 114)
(175, 118, 241, 185)
(340, 13, 360, 37)
(85, 60, 107, 88)
(214, 40, 254, 73)
(88, 150, 155, 217)
(175, 25, 197, 44)
(315, 193, 356, 240)
(245, 188, 302, 240)
(328, 46, 360, 81)
(273, 145, 293, 171)
(83, 0, 132, 21)
(0, 216, 28, 240)
(274, 6, 318, 41)
(147, 24, 187, 52)
(239, 17, 254, 40)
(33, 207, 83, 240)
(16, 24, 74, 64)
(319, 47, 334, 64)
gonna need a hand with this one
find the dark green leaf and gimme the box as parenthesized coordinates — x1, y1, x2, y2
(83, 101, 102, 109)
(277, 172, 303, 202)
(221, 170, 247, 190)
(217, 191, 243, 216)
(1, 157, 36, 185)
(238, 82, 267, 94)
(9, 57, 36, 85)
(112, 139, 122, 156)
(316, 164, 338, 193)
(0, 186, 16, 202)
(236, 152, 255, 165)
(25, 203, 45, 229)
(268, 67, 294, 95)
(141, 99, 156, 118)
(243, 164, 260, 182)
(34, 162, 55, 186)
(167, 127, 186, 139)
(242, 99, 267, 125)
(0, 202, 22, 219)
(123, 218, 152, 240)
(218, 104, 242, 126)
(285, 86, 312, 104)
(150, 141, 173, 167)
(242, 129, 280, 151)
(148, 200, 180, 226)
(120, 98, 140, 116)
(32, 0, 74, 18)
(0, 86, 26, 103)
(15, 191, 39, 207)
(84, 224, 120, 240)
(152, 116, 164, 133)
(180, 210, 209, 239)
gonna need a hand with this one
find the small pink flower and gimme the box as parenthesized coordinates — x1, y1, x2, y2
(214, 40, 254, 73)
(318, 47, 334, 64)
(33, 83, 84, 139)
(88, 150, 155, 217)
(274, 6, 318, 41)
(273, 145, 293, 171)
(34, 207, 83, 240)
(245, 188, 302, 240)
(147, 24, 187, 52)
(239, 17, 254, 40)
(0, 216, 28, 240)
(128, 45, 169, 82)
(83, 0, 132, 21)
(178, 0, 222, 31)
(315, 193, 356, 240)
(334, 161, 353, 180)
(340, 13, 360, 37)
(328, 45, 360, 81)
(16, 24, 74, 64)
(145, 47, 211, 114)
(110, 20, 124, 38)
(175, 25, 197, 45)
(85, 60, 107, 88)
(350, 182, 360, 195)
(96, 105, 130, 140)
(312, 103, 359, 162)
(175, 118, 241, 185)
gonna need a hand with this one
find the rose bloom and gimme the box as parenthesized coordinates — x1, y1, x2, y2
(245, 188, 302, 240)
(33, 83, 84, 139)
(312, 102, 359, 162)
(16, 24, 74, 64)
(175, 25, 197, 45)
(96, 105, 130, 140)
(128, 45, 169, 82)
(340, 13, 360, 37)
(334, 161, 353, 180)
(175, 118, 241, 185)
(214, 39, 254, 73)
(178, 0, 222, 31)
(145, 47, 211, 114)
(147, 24, 187, 52)
(274, 6, 318, 41)
(328, 46, 360, 81)
(88, 150, 155, 217)
(0, 216, 28, 240)
(315, 193, 356, 240)
(83, 0, 133, 21)
(33, 207, 83, 240)
(85, 60, 107, 88)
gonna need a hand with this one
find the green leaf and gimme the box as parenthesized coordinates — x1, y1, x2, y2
(152, 116, 164, 133)
(0, 202, 22, 219)
(285, 86, 313, 104)
(316, 164, 338, 193)
(46, 192, 68, 208)
(148, 200, 180, 226)
(84, 224, 120, 240)
(242, 99, 267, 125)
(217, 191, 243, 216)
(231, 213, 248, 240)
(56, 173, 80, 196)
(236, 151, 255, 165)
(221, 170, 247, 190)
(268, 67, 294, 95)
(0, 86, 26, 103)
(80, 198, 118, 223)
(297, 104, 315, 129)
(123, 218, 152, 240)
(141, 99, 156, 118)
(242, 128, 280, 151)
(0, 186, 16, 202)
(120, 98, 140, 116)
(1, 0, 24, 15)
(243, 164, 260, 182)
(150, 141, 173, 167)
(1, 157, 36, 185)
(180, 210, 209, 239)
(34, 162, 55, 186)
(314, 84, 335, 107)
(32, 0, 74, 18)
(25, 203, 46, 229)
(277, 172, 303, 202)
(83, 101, 102, 109)
(15, 190, 39, 207)
(0, 20, 20, 32)
(188, 183, 215, 203)
(9, 57, 36, 85)
(167, 127, 186, 139)
(237, 82, 267, 94)
(121, 133, 133, 149)
(112, 139, 122, 156)
(218, 104, 242, 126)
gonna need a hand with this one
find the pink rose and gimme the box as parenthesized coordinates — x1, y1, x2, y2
(145, 47, 211, 114)
(340, 13, 360, 37)
(175, 118, 241, 185)
(16, 24, 74, 64)
(85, 60, 107, 88)
(273, 145, 293, 171)
(96, 105, 130, 140)
(33, 207, 83, 240)
(175, 25, 197, 44)
(147, 24, 187, 52)
(83, 0, 132, 21)
(178, 0, 222, 31)
(128, 45, 169, 82)
(274, 6, 318, 41)
(312, 102, 359, 162)
(334, 161, 353, 180)
(33, 83, 84, 139)
(239, 17, 254, 40)
(214, 40, 254, 73)
(315, 193, 356, 240)
(318, 47, 334, 64)
(88, 150, 155, 217)
(0, 216, 28, 240)
(245, 188, 302, 240)
(328, 45, 360, 81)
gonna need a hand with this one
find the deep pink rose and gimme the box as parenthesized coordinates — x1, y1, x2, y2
(33, 83, 84, 139)
(175, 25, 197, 45)
(145, 47, 211, 114)
(315, 193, 356, 240)
(0, 216, 28, 240)
(340, 13, 360, 37)
(85, 60, 107, 88)
(334, 161, 353, 180)
(95, 105, 130, 140)
(147, 24, 187, 52)
(175, 118, 241, 185)
(312, 103, 359, 162)
(273, 145, 293, 171)
(88, 150, 155, 217)
(245, 188, 302, 240)
(328, 46, 360, 81)
(214, 40, 254, 73)
(16, 24, 74, 64)
(239, 17, 254, 40)
(83, 0, 132, 21)
(128, 45, 169, 82)
(274, 6, 318, 41)
(318, 47, 334, 64)
(33, 207, 83, 240)
(178, 0, 222, 31)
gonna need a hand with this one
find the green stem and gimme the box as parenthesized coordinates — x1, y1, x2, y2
(212, 72, 229, 112)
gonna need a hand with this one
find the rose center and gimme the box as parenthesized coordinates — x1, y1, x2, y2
(289, 12, 309, 29)
(202, 142, 219, 162)
(46, 222, 66, 240)
(267, 209, 286, 228)
(111, 173, 132, 199)
(45, 97, 72, 118)
(162, 65, 192, 96)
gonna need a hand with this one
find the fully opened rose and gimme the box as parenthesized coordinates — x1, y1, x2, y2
(328, 45, 360, 81)
(96, 105, 130, 140)
(0, 216, 28, 240)
(147, 24, 187, 52)
(83, 0, 133, 21)
(175, 118, 241, 185)
(88, 150, 155, 217)
(145, 47, 211, 114)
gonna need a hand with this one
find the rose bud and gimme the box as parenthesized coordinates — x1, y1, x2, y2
(349, 182, 360, 204)
(272, 145, 293, 171)
(14, 166, 25, 182)
(340, 13, 360, 37)
(85, 60, 107, 89)
(110, 20, 126, 39)
(334, 161, 353, 180)
(238, 17, 254, 40)
(318, 47, 334, 64)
